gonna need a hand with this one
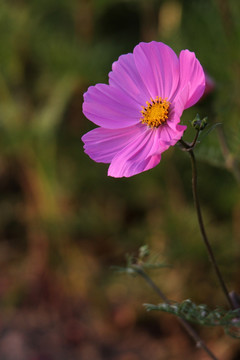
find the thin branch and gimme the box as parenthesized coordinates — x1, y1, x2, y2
(132, 265, 219, 360)
(180, 139, 235, 310)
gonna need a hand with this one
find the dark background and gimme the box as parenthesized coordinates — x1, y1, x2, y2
(0, 0, 240, 359)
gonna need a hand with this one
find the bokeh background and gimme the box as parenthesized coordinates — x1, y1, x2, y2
(0, 0, 240, 359)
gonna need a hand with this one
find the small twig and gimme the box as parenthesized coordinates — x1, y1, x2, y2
(132, 265, 219, 360)
(190, 129, 201, 149)
(178, 130, 200, 152)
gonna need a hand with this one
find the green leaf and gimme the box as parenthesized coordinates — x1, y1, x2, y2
(144, 299, 240, 338)
(198, 122, 222, 141)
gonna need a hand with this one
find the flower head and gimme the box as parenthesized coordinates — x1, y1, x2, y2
(82, 41, 205, 177)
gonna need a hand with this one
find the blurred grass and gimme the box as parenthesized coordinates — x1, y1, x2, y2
(0, 0, 240, 359)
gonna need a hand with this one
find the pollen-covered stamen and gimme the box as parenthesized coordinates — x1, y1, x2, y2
(140, 96, 170, 128)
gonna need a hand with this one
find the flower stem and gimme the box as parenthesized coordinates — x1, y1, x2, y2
(179, 139, 234, 310)
(132, 265, 219, 360)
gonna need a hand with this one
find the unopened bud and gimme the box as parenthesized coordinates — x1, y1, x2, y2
(191, 114, 208, 131)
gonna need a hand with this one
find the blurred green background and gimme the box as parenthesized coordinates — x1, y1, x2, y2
(0, 0, 240, 359)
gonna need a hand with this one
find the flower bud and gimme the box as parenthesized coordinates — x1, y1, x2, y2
(191, 114, 208, 131)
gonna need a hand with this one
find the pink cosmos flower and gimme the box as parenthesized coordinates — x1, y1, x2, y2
(82, 41, 205, 178)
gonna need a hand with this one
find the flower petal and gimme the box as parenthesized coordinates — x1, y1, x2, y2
(108, 127, 170, 177)
(109, 154, 162, 178)
(109, 53, 150, 105)
(171, 83, 190, 119)
(159, 123, 186, 145)
(165, 84, 189, 135)
(133, 41, 180, 100)
(178, 50, 205, 108)
(83, 83, 140, 129)
(82, 125, 143, 163)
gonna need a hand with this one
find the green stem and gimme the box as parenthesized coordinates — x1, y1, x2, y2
(180, 139, 234, 310)
(132, 265, 219, 360)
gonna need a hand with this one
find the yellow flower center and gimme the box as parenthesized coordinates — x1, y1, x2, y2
(140, 96, 170, 128)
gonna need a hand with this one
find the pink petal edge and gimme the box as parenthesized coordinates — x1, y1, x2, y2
(178, 49, 205, 109)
